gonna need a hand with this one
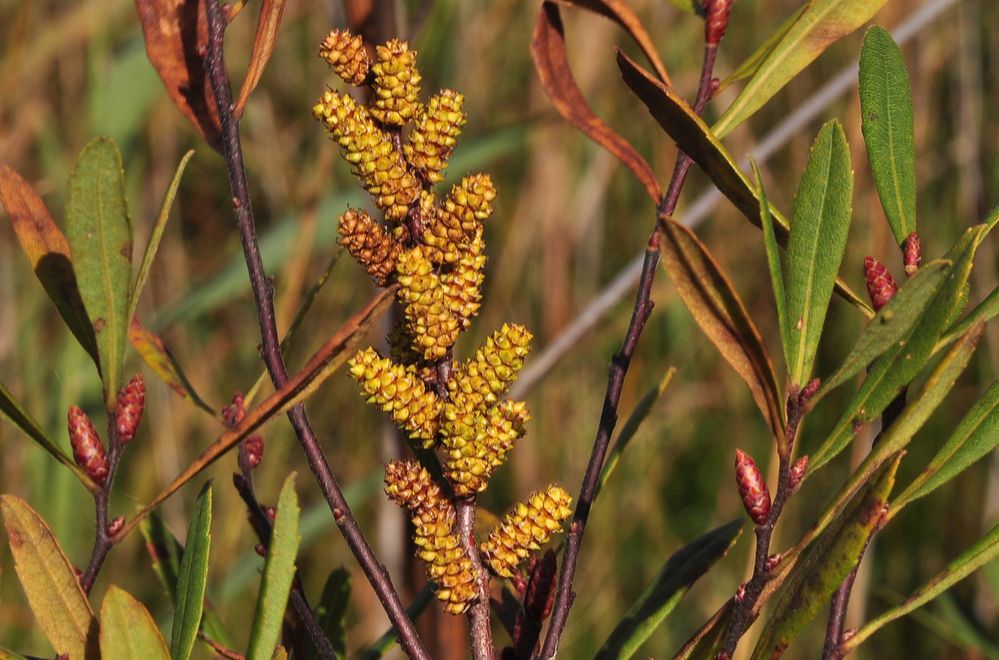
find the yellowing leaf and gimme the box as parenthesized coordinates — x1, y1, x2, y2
(99, 585, 170, 660)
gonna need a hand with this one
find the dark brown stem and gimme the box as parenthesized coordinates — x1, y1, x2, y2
(458, 498, 494, 659)
(537, 42, 721, 660)
(203, 3, 427, 658)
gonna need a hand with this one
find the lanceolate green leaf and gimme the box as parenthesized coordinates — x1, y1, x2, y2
(859, 26, 916, 244)
(713, 0, 891, 138)
(596, 520, 743, 659)
(247, 474, 301, 660)
(751, 454, 901, 659)
(313, 568, 351, 659)
(100, 585, 170, 660)
(171, 484, 212, 660)
(843, 520, 999, 653)
(892, 378, 999, 512)
(716, 4, 808, 95)
(939, 282, 999, 348)
(785, 120, 853, 387)
(809, 226, 986, 473)
(752, 160, 790, 369)
(616, 51, 873, 319)
(128, 150, 194, 324)
(817, 260, 951, 399)
(66, 137, 134, 408)
(0, 495, 98, 658)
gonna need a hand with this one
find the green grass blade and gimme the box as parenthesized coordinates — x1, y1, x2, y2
(752, 160, 790, 371)
(713, 0, 891, 138)
(859, 26, 916, 244)
(595, 520, 743, 659)
(247, 474, 301, 660)
(170, 483, 212, 660)
(844, 520, 999, 653)
(66, 137, 133, 408)
(127, 150, 194, 324)
(100, 585, 170, 660)
(785, 120, 853, 387)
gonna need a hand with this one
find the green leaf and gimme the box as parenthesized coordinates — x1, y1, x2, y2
(66, 137, 133, 408)
(713, 0, 891, 138)
(596, 520, 743, 659)
(893, 378, 999, 511)
(139, 512, 233, 648)
(0, 647, 30, 659)
(128, 150, 194, 324)
(809, 226, 986, 473)
(859, 26, 916, 244)
(0, 495, 98, 658)
(312, 568, 350, 659)
(715, 5, 808, 95)
(597, 367, 677, 495)
(939, 282, 999, 349)
(752, 160, 790, 370)
(0, 381, 94, 488)
(100, 585, 170, 660)
(658, 218, 784, 436)
(751, 453, 901, 659)
(817, 260, 951, 399)
(843, 519, 999, 653)
(615, 51, 873, 319)
(247, 473, 301, 660)
(171, 483, 212, 660)
(785, 120, 853, 387)
(798, 322, 983, 552)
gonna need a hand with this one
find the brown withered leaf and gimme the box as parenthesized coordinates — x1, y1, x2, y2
(119, 286, 397, 537)
(233, 0, 288, 118)
(658, 217, 783, 436)
(135, 0, 221, 146)
(551, 0, 671, 86)
(531, 2, 661, 203)
(129, 317, 218, 417)
(0, 165, 99, 364)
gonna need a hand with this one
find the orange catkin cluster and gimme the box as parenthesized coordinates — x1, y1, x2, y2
(316, 29, 571, 615)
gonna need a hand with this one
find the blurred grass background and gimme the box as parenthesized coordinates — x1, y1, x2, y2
(1, 0, 998, 657)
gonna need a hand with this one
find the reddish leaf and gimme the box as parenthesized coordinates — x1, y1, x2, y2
(234, 0, 288, 118)
(551, 0, 671, 86)
(531, 2, 661, 203)
(658, 217, 783, 436)
(0, 165, 99, 363)
(135, 0, 221, 146)
(129, 317, 217, 417)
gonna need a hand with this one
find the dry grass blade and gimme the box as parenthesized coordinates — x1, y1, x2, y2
(135, 0, 221, 146)
(119, 286, 397, 537)
(531, 2, 661, 203)
(234, 0, 288, 119)
(658, 217, 783, 436)
(551, 0, 671, 86)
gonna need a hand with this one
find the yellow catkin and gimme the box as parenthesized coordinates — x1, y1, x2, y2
(384, 461, 477, 614)
(423, 175, 496, 264)
(337, 208, 399, 286)
(479, 485, 573, 578)
(395, 246, 461, 360)
(347, 348, 441, 446)
(370, 39, 422, 126)
(440, 229, 486, 329)
(441, 400, 529, 496)
(404, 89, 466, 183)
(449, 323, 532, 410)
(313, 90, 418, 220)
(318, 29, 369, 85)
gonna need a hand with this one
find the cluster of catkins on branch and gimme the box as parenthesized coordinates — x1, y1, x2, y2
(314, 30, 573, 615)
(69, 375, 145, 495)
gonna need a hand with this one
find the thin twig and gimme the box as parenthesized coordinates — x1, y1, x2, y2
(79, 420, 125, 593)
(537, 37, 722, 659)
(202, 3, 428, 657)
(458, 498, 494, 659)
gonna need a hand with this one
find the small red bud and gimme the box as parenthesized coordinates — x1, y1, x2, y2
(735, 449, 771, 525)
(864, 256, 898, 311)
(766, 552, 782, 572)
(264, 506, 276, 522)
(704, 0, 733, 46)
(222, 392, 246, 429)
(244, 434, 265, 468)
(734, 583, 746, 603)
(254, 543, 266, 557)
(107, 516, 125, 537)
(903, 231, 921, 277)
(788, 455, 809, 493)
(114, 374, 145, 445)
(68, 406, 108, 485)
(800, 378, 821, 403)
